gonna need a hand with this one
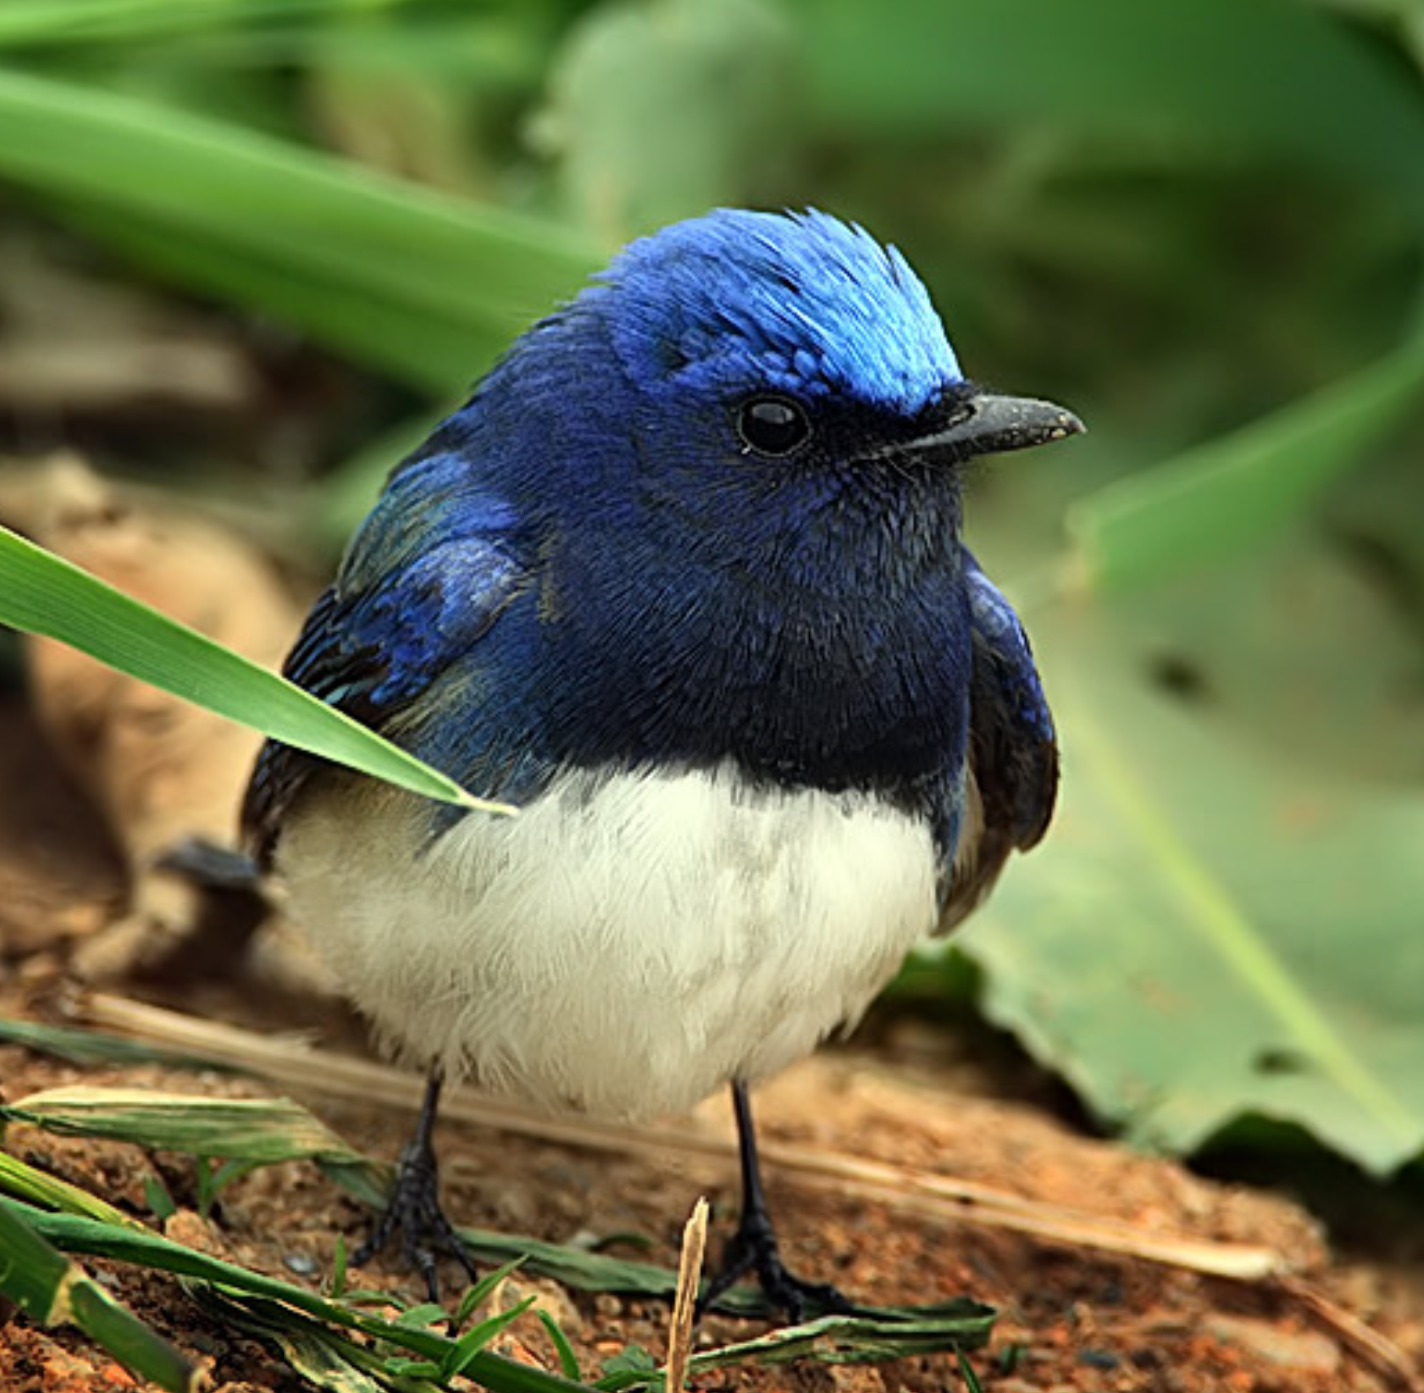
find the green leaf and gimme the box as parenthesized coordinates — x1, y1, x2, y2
(800, 0, 1424, 225)
(1066, 329, 1424, 591)
(956, 587, 1424, 1174)
(0, 1201, 199, 1393)
(0, 524, 512, 815)
(0, 67, 600, 390)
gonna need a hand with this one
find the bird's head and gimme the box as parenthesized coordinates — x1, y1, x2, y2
(547, 209, 1081, 533)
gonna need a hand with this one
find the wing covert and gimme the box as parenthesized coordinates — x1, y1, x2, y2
(241, 452, 529, 860)
(936, 550, 1058, 932)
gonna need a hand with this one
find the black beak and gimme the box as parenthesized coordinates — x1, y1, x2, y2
(896, 389, 1084, 463)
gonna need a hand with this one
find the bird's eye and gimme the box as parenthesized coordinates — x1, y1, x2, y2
(737, 396, 812, 457)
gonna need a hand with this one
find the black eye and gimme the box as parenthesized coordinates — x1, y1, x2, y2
(737, 395, 812, 456)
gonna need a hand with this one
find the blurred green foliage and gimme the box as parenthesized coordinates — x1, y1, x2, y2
(0, 0, 1421, 1174)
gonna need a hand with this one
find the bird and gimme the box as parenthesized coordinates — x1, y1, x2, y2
(242, 207, 1081, 1319)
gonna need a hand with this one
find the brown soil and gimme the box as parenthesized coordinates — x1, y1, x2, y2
(1, 692, 1421, 1393)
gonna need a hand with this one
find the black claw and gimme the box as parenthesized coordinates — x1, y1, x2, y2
(697, 1082, 858, 1323)
(356, 1066, 477, 1302)
(698, 1211, 854, 1322)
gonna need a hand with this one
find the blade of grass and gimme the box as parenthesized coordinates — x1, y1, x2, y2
(0, 0, 384, 48)
(437, 1296, 537, 1382)
(62, 203, 502, 395)
(537, 1310, 583, 1383)
(0, 1016, 240, 1072)
(957, 1349, 986, 1392)
(0, 1150, 148, 1228)
(0, 68, 599, 389)
(1065, 327, 1424, 590)
(0, 525, 512, 815)
(452, 1257, 526, 1331)
(0, 1201, 199, 1393)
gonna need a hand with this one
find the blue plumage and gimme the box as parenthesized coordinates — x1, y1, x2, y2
(242, 207, 1080, 1312)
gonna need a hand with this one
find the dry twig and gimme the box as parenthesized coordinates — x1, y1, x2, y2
(666, 1198, 709, 1391)
(81, 992, 1284, 1281)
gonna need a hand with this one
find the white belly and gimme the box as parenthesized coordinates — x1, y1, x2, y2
(277, 766, 939, 1121)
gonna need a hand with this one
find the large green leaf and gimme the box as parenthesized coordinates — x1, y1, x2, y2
(954, 574, 1424, 1174)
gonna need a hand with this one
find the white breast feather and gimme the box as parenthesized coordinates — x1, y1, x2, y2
(278, 766, 938, 1121)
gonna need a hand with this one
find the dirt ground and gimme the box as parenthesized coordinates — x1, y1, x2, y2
(1, 691, 1422, 1393)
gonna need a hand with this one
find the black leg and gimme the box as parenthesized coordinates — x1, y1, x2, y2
(355, 1063, 478, 1302)
(697, 1081, 856, 1322)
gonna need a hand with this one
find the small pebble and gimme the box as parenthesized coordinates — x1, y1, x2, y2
(1078, 1347, 1120, 1370)
(283, 1251, 318, 1277)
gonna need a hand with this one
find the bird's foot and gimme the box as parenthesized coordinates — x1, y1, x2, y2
(356, 1130, 477, 1302)
(698, 1209, 855, 1324)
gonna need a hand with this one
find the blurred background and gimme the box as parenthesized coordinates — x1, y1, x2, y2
(0, 0, 1421, 1190)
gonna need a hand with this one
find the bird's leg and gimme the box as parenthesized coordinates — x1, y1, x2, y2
(698, 1081, 856, 1322)
(355, 1063, 477, 1302)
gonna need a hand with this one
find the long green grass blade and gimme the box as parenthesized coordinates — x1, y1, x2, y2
(0, 1017, 239, 1073)
(0, 525, 512, 815)
(0, 0, 393, 48)
(0, 67, 599, 389)
(1066, 329, 1424, 590)
(63, 202, 501, 395)
(0, 1202, 199, 1393)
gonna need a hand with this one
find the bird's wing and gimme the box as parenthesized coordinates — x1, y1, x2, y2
(935, 551, 1058, 933)
(241, 451, 530, 861)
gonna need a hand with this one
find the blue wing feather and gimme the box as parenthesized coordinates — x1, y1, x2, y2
(936, 549, 1058, 930)
(242, 451, 529, 858)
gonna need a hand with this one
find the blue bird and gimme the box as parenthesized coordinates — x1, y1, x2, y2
(243, 208, 1081, 1317)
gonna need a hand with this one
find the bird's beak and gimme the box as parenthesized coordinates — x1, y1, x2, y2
(901, 390, 1085, 463)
